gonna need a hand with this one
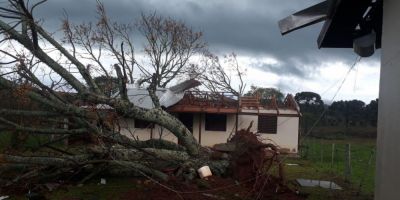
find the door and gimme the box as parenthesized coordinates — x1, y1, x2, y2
(178, 113, 194, 133)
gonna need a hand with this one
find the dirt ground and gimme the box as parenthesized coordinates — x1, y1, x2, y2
(119, 176, 303, 200)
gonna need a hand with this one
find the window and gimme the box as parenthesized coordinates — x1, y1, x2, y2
(258, 115, 277, 134)
(134, 119, 154, 129)
(205, 114, 227, 131)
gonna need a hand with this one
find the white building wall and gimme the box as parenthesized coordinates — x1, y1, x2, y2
(151, 126, 178, 143)
(119, 112, 299, 153)
(376, 1, 400, 199)
(278, 109, 298, 115)
(192, 114, 201, 142)
(237, 114, 299, 153)
(267, 116, 299, 153)
(238, 114, 258, 132)
(119, 118, 151, 141)
(199, 114, 237, 146)
(119, 115, 199, 144)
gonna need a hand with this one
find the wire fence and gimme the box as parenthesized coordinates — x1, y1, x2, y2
(298, 138, 376, 194)
(255, 56, 375, 198)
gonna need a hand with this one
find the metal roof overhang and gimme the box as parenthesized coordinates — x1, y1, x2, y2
(278, 0, 383, 49)
(317, 0, 382, 49)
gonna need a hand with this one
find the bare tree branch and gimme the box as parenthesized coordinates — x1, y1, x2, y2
(197, 53, 247, 96)
(137, 13, 206, 88)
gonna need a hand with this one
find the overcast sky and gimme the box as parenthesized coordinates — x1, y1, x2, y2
(34, 0, 380, 103)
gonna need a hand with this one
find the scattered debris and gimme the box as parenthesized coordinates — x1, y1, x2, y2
(286, 163, 299, 166)
(26, 190, 44, 200)
(198, 166, 212, 179)
(213, 143, 236, 152)
(227, 128, 284, 183)
(44, 183, 60, 192)
(143, 180, 151, 185)
(120, 176, 303, 200)
(2, 124, 299, 199)
(182, 167, 196, 182)
(0, 196, 9, 200)
(296, 179, 342, 190)
(280, 148, 291, 154)
(202, 193, 225, 199)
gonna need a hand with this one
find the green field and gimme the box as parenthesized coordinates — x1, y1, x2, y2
(279, 137, 376, 200)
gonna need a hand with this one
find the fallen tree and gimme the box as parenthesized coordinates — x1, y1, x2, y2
(0, 127, 286, 199)
(0, 1, 291, 198)
(0, 0, 202, 188)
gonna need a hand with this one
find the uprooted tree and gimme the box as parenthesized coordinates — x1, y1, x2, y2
(0, 0, 285, 195)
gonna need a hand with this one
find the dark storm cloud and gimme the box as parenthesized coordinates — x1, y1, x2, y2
(251, 60, 305, 77)
(276, 80, 295, 93)
(33, 0, 379, 80)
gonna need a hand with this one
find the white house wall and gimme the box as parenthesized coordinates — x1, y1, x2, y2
(151, 126, 178, 143)
(119, 118, 151, 141)
(278, 109, 298, 115)
(119, 113, 299, 153)
(271, 116, 299, 153)
(119, 116, 197, 143)
(238, 114, 299, 153)
(199, 114, 237, 146)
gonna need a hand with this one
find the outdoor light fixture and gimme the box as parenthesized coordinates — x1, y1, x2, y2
(353, 31, 376, 57)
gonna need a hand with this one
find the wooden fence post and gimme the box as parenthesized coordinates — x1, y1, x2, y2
(320, 141, 324, 163)
(344, 144, 352, 183)
(331, 143, 335, 170)
(357, 149, 375, 195)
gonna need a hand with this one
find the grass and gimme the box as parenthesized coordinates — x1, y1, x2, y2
(49, 177, 138, 200)
(277, 137, 376, 200)
(3, 177, 139, 200)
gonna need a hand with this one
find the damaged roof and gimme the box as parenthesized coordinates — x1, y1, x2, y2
(126, 79, 201, 109)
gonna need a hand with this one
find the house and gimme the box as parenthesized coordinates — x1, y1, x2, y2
(119, 81, 301, 154)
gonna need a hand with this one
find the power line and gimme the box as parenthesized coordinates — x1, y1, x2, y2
(296, 55, 362, 155)
(255, 55, 362, 198)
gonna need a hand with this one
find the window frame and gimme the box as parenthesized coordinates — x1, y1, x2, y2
(205, 113, 227, 132)
(257, 115, 278, 134)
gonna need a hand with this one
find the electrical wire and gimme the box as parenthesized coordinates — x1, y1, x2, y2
(254, 55, 362, 199)
(95, 55, 364, 199)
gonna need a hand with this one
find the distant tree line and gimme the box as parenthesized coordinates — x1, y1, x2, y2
(246, 87, 378, 138)
(295, 91, 378, 138)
